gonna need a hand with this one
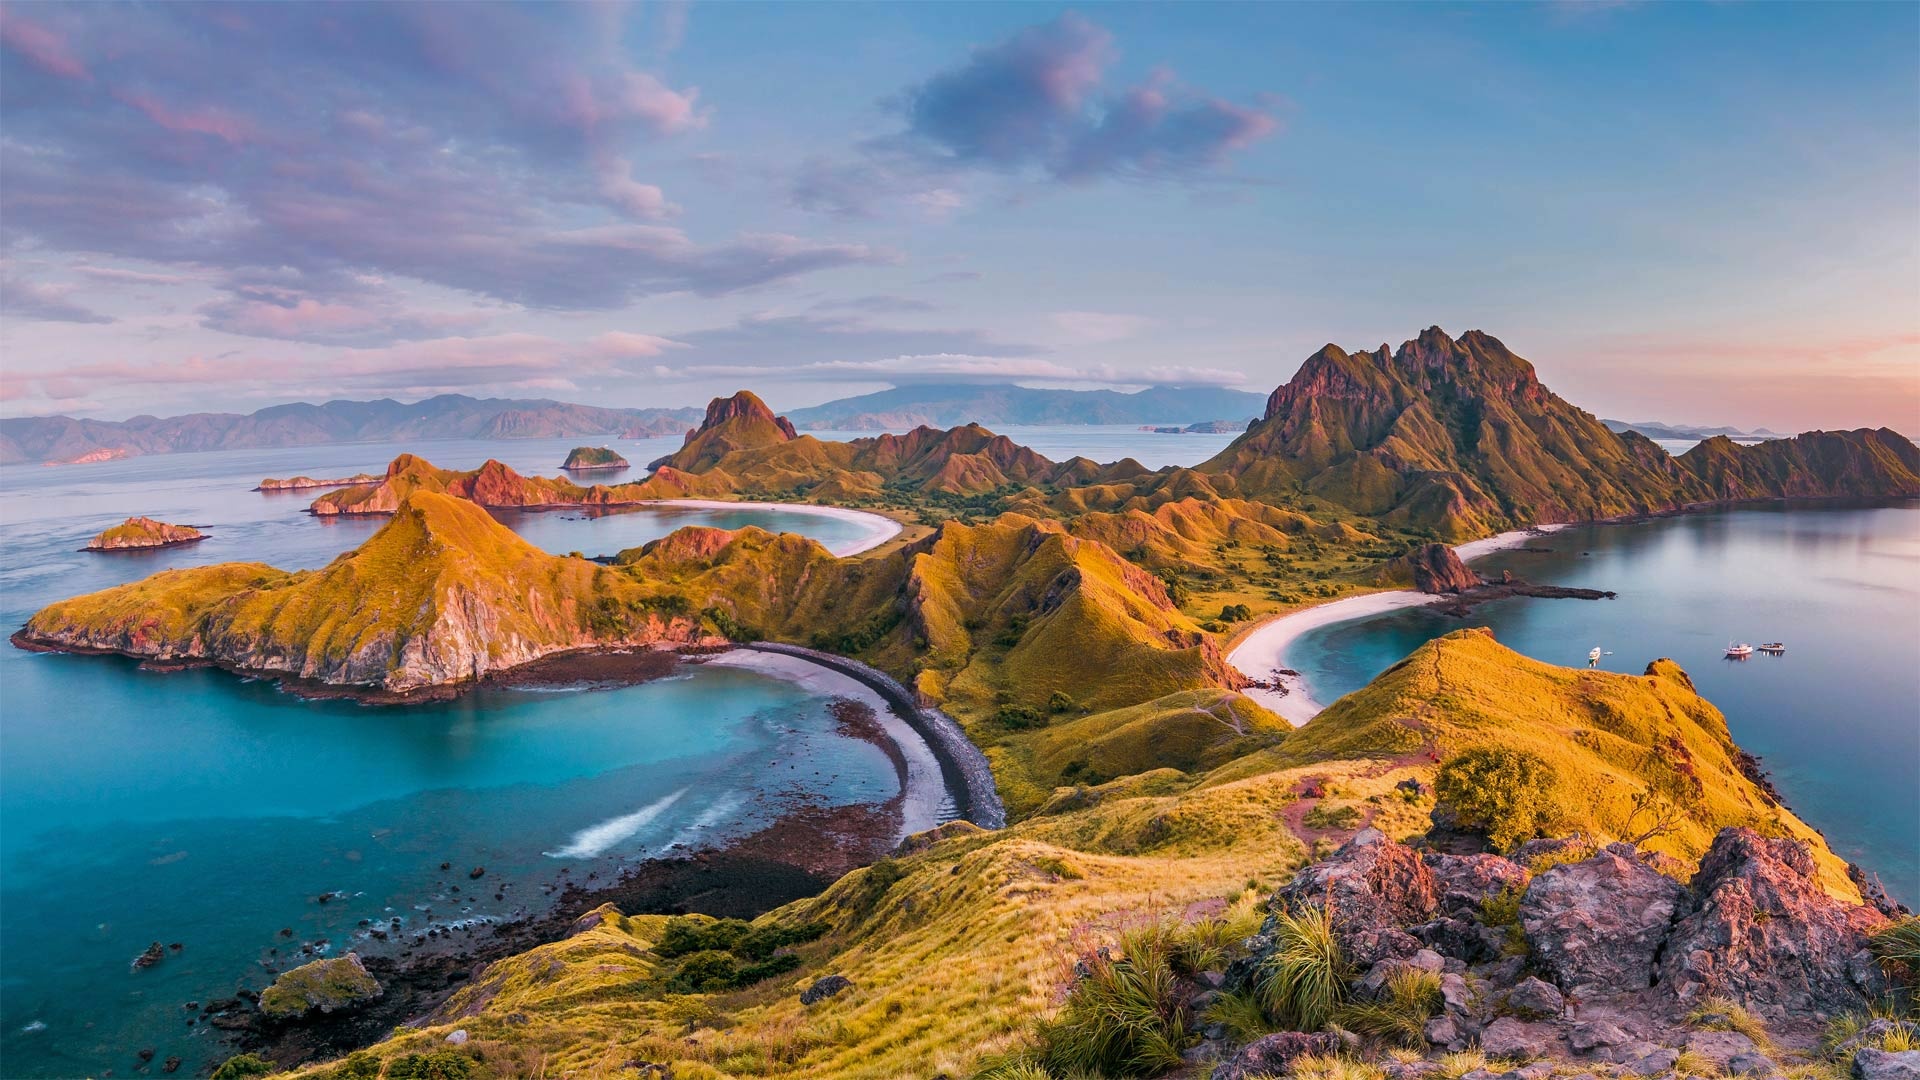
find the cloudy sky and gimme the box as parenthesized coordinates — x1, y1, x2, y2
(1, 1, 1915, 432)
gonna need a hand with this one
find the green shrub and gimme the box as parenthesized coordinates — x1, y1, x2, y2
(1478, 882, 1529, 957)
(670, 949, 742, 992)
(1037, 927, 1193, 1076)
(1047, 690, 1078, 714)
(1435, 747, 1564, 851)
(1256, 905, 1351, 1031)
(211, 1055, 275, 1080)
(656, 916, 751, 958)
(323, 1052, 382, 1080)
(997, 703, 1046, 729)
(1303, 804, 1363, 830)
(386, 1051, 476, 1080)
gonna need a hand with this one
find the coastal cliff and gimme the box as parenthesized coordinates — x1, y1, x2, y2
(84, 517, 205, 550)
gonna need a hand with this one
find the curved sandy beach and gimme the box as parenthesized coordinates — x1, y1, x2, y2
(641, 499, 903, 556)
(1229, 526, 1566, 725)
(701, 648, 953, 841)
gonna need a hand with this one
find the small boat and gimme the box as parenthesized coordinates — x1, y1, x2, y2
(1725, 642, 1755, 658)
(1588, 647, 1603, 663)
(1756, 642, 1786, 654)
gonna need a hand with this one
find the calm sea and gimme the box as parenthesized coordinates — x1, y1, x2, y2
(1286, 502, 1920, 903)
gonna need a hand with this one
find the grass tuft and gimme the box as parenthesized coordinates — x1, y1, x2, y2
(1337, 967, 1442, 1047)
(1686, 996, 1772, 1049)
(1037, 926, 1194, 1077)
(1255, 905, 1352, 1032)
(1871, 916, 1920, 990)
(1291, 1052, 1388, 1080)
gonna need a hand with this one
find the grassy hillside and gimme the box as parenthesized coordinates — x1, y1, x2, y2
(272, 628, 1862, 1080)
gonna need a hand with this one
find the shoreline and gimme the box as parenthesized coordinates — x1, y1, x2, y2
(634, 498, 903, 556)
(1228, 525, 1567, 725)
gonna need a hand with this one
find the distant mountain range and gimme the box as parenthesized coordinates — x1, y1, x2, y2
(782, 383, 1266, 431)
(1601, 418, 1785, 442)
(1, 395, 703, 466)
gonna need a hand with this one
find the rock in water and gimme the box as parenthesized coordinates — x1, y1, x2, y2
(1401, 543, 1484, 594)
(86, 517, 204, 551)
(258, 953, 383, 1020)
(1519, 847, 1686, 995)
(131, 941, 166, 970)
(560, 446, 629, 471)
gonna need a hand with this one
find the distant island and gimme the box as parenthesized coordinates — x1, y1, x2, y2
(84, 516, 205, 551)
(784, 382, 1268, 431)
(0, 394, 703, 466)
(254, 474, 382, 492)
(1603, 418, 1785, 442)
(560, 446, 630, 471)
(1143, 419, 1256, 434)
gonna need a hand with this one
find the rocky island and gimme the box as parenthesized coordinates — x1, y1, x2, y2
(254, 474, 381, 492)
(83, 516, 205, 551)
(559, 445, 630, 470)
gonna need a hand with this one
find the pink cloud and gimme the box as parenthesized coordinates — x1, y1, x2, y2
(0, 15, 89, 81)
(115, 91, 254, 144)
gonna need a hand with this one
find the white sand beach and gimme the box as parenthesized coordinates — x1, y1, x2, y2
(1228, 525, 1567, 726)
(702, 649, 948, 840)
(641, 499, 903, 556)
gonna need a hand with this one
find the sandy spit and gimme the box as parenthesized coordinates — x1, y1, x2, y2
(1228, 526, 1567, 726)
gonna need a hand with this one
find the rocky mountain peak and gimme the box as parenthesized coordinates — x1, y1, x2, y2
(694, 390, 797, 442)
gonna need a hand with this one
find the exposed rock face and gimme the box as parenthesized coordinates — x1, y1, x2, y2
(1263, 829, 1438, 968)
(1519, 847, 1687, 995)
(1658, 828, 1889, 1016)
(1854, 1049, 1920, 1080)
(1211, 1031, 1343, 1080)
(651, 390, 799, 473)
(85, 517, 204, 550)
(1401, 543, 1483, 594)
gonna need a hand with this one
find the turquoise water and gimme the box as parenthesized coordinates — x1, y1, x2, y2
(0, 437, 908, 1077)
(1285, 502, 1920, 903)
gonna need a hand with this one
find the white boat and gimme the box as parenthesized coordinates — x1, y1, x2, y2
(1725, 642, 1754, 658)
(1757, 642, 1786, 654)
(1587, 647, 1603, 663)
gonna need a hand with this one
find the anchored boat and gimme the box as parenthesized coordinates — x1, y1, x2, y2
(1725, 642, 1755, 658)
(1757, 642, 1786, 654)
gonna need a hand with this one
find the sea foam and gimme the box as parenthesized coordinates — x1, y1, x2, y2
(545, 789, 688, 859)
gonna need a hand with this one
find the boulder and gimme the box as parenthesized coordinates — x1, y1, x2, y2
(800, 974, 853, 1006)
(258, 953, 383, 1020)
(1567, 1019, 1634, 1056)
(1505, 977, 1566, 1019)
(1268, 829, 1439, 968)
(1624, 1047, 1679, 1076)
(1658, 828, 1889, 1015)
(1481, 1016, 1561, 1059)
(1854, 1049, 1920, 1080)
(1519, 848, 1687, 994)
(1425, 853, 1530, 916)
(1683, 1030, 1760, 1068)
(1727, 1051, 1779, 1076)
(1212, 1031, 1343, 1080)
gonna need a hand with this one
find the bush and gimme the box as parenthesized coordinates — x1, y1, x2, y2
(1255, 905, 1351, 1031)
(1047, 690, 1078, 714)
(386, 1051, 476, 1080)
(1303, 804, 1363, 830)
(1037, 927, 1193, 1076)
(323, 1053, 382, 1080)
(997, 703, 1046, 729)
(1434, 747, 1563, 851)
(211, 1055, 276, 1080)
(657, 915, 827, 990)
(656, 916, 751, 958)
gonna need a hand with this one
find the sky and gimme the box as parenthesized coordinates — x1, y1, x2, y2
(1, 1, 1916, 433)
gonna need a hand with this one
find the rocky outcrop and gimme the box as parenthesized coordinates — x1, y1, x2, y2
(649, 390, 798, 473)
(1251, 828, 1438, 971)
(258, 954, 383, 1020)
(1385, 543, 1483, 594)
(85, 517, 205, 550)
(1658, 828, 1890, 1016)
(1519, 845, 1687, 995)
